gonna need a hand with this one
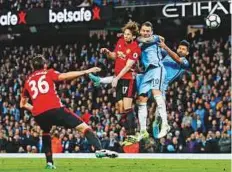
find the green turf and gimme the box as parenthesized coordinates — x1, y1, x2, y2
(0, 158, 230, 172)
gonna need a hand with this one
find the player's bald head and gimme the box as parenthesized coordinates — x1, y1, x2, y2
(140, 21, 153, 38)
(141, 21, 153, 30)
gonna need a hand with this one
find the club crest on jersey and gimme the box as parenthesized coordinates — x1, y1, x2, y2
(117, 51, 126, 60)
(133, 53, 138, 59)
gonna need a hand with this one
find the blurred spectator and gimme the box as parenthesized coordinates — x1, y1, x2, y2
(52, 133, 62, 153)
(218, 133, 231, 153)
(0, 131, 7, 152)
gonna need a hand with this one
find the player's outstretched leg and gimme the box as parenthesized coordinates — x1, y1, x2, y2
(77, 123, 118, 158)
(137, 101, 149, 141)
(89, 74, 114, 87)
(42, 133, 56, 169)
(88, 73, 101, 87)
(153, 95, 170, 138)
(95, 149, 119, 158)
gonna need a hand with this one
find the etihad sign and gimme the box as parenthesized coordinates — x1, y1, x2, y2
(49, 7, 101, 23)
(0, 11, 26, 26)
(162, 0, 231, 18)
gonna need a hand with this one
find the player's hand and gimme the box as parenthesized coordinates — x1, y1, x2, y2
(117, 33, 123, 38)
(158, 39, 167, 49)
(111, 77, 119, 88)
(100, 48, 110, 54)
(86, 67, 101, 74)
(20, 96, 26, 108)
(158, 35, 165, 42)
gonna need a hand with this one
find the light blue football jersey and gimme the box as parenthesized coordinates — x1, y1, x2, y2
(162, 53, 190, 85)
(139, 35, 163, 70)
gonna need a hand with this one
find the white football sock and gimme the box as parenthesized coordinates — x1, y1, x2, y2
(100, 76, 114, 84)
(154, 95, 168, 125)
(154, 107, 159, 120)
(138, 102, 148, 132)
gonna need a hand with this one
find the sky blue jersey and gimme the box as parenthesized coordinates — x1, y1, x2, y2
(162, 52, 190, 84)
(139, 35, 163, 70)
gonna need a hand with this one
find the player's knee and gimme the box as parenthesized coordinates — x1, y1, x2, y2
(152, 89, 162, 96)
(117, 101, 124, 113)
(123, 100, 132, 111)
(154, 95, 165, 107)
(138, 95, 148, 103)
(76, 122, 91, 133)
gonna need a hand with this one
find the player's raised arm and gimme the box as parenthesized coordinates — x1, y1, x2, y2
(58, 67, 101, 81)
(159, 40, 182, 64)
(100, 48, 116, 60)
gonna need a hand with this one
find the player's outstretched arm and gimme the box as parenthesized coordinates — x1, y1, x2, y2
(159, 40, 182, 64)
(58, 67, 101, 81)
(100, 48, 116, 60)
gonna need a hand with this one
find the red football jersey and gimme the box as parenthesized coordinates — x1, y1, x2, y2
(23, 68, 63, 116)
(114, 37, 141, 79)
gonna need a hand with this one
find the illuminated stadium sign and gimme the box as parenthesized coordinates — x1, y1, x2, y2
(0, 11, 26, 26)
(49, 7, 101, 23)
(162, 1, 231, 18)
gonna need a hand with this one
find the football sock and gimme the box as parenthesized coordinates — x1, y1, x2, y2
(42, 133, 53, 164)
(138, 102, 148, 132)
(125, 109, 136, 135)
(84, 129, 102, 150)
(154, 95, 168, 125)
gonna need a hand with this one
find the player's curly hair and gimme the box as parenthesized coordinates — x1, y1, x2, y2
(122, 21, 140, 37)
(32, 54, 47, 70)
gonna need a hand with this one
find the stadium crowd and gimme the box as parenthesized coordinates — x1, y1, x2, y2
(0, 31, 231, 154)
(0, 0, 189, 11)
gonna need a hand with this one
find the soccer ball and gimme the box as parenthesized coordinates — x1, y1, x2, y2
(206, 14, 221, 29)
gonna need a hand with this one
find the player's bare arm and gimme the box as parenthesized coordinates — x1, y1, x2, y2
(100, 48, 116, 60)
(159, 40, 182, 64)
(112, 59, 135, 88)
(20, 96, 33, 111)
(58, 67, 101, 81)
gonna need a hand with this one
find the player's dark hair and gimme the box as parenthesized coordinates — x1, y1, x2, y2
(179, 40, 190, 51)
(122, 21, 140, 36)
(141, 21, 153, 30)
(32, 54, 47, 70)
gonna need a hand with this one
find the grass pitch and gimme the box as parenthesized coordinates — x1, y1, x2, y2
(0, 158, 230, 172)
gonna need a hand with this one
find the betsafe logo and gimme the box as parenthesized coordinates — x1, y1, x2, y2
(49, 7, 101, 23)
(0, 11, 26, 26)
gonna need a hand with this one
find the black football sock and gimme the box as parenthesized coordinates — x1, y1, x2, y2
(125, 109, 136, 135)
(42, 133, 53, 164)
(84, 129, 102, 150)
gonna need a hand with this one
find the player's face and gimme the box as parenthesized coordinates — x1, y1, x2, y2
(42, 58, 48, 69)
(177, 45, 189, 57)
(123, 29, 134, 43)
(44, 63, 48, 69)
(140, 25, 152, 38)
